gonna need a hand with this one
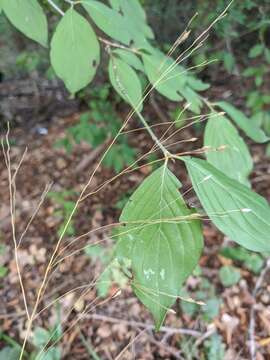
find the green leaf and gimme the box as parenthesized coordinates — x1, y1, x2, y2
(0, 347, 21, 360)
(244, 254, 264, 274)
(204, 112, 253, 185)
(220, 246, 264, 274)
(109, 57, 143, 111)
(33, 327, 51, 347)
(83, 0, 152, 47)
(142, 49, 186, 101)
(143, 50, 203, 113)
(97, 268, 111, 298)
(249, 44, 264, 58)
(223, 51, 235, 73)
(202, 298, 221, 321)
(39, 347, 61, 360)
(184, 157, 270, 252)
(110, 0, 146, 22)
(219, 265, 241, 287)
(0, 266, 8, 278)
(265, 47, 270, 64)
(242, 67, 257, 77)
(117, 165, 203, 329)
(255, 75, 263, 87)
(83, 0, 129, 45)
(179, 86, 202, 114)
(204, 334, 225, 360)
(216, 101, 269, 143)
(85, 245, 104, 261)
(50, 8, 100, 94)
(220, 246, 250, 262)
(187, 77, 209, 91)
(109, 0, 154, 40)
(112, 49, 144, 72)
(2, 0, 48, 46)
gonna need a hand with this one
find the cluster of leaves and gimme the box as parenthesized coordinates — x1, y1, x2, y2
(56, 85, 136, 173)
(2, 0, 270, 331)
(0, 0, 209, 112)
(115, 156, 270, 328)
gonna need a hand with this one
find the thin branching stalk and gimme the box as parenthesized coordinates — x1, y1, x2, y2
(2, 127, 30, 320)
(46, 0, 64, 15)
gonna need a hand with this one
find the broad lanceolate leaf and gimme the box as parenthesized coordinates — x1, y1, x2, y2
(109, 57, 143, 111)
(187, 77, 210, 91)
(204, 112, 253, 186)
(83, 0, 152, 48)
(2, 0, 48, 46)
(110, 0, 146, 21)
(50, 9, 100, 94)
(143, 49, 207, 113)
(184, 157, 270, 252)
(109, 0, 154, 40)
(112, 49, 144, 72)
(217, 101, 269, 143)
(83, 0, 129, 45)
(117, 165, 203, 329)
(142, 50, 186, 101)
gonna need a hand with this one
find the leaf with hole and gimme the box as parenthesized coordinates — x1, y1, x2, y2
(184, 157, 270, 252)
(110, 0, 146, 21)
(216, 101, 269, 143)
(117, 165, 203, 329)
(83, 0, 151, 48)
(204, 112, 253, 185)
(82, 1, 130, 45)
(50, 8, 100, 94)
(2, 0, 48, 46)
(109, 0, 154, 41)
(109, 57, 143, 111)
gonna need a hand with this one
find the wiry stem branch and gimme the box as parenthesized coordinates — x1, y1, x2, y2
(2, 125, 30, 320)
(46, 0, 64, 15)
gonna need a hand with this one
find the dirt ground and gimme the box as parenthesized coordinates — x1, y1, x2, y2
(1, 94, 270, 359)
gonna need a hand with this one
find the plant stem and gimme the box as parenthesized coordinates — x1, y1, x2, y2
(78, 329, 101, 360)
(135, 109, 171, 158)
(110, 55, 172, 159)
(98, 37, 141, 54)
(46, 0, 64, 15)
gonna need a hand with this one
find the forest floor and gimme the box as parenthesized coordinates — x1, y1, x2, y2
(1, 90, 270, 360)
